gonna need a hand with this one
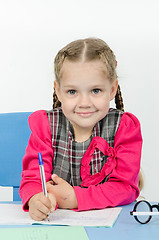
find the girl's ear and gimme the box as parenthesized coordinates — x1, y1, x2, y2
(110, 80, 118, 101)
(54, 81, 61, 102)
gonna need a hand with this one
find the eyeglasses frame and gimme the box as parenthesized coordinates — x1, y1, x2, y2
(130, 200, 159, 224)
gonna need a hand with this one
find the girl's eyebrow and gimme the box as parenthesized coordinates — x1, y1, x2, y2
(63, 83, 106, 89)
(63, 85, 77, 88)
(90, 84, 105, 88)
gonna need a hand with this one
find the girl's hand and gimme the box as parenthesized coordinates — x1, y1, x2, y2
(28, 192, 56, 221)
(47, 174, 78, 209)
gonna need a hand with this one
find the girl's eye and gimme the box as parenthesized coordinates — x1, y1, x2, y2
(92, 89, 101, 94)
(68, 90, 76, 95)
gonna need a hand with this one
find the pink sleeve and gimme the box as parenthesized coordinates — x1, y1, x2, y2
(73, 112, 143, 211)
(19, 110, 53, 211)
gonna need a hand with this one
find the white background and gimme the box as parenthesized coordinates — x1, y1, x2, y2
(0, 0, 158, 201)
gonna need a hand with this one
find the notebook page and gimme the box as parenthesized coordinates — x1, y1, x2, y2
(0, 203, 122, 227)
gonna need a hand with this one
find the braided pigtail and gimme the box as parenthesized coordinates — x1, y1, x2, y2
(53, 88, 61, 109)
(53, 50, 67, 109)
(139, 170, 144, 191)
(115, 84, 124, 112)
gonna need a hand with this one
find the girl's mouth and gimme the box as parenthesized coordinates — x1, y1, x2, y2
(76, 111, 96, 118)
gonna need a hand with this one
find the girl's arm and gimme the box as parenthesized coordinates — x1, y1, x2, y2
(19, 110, 53, 211)
(73, 112, 143, 211)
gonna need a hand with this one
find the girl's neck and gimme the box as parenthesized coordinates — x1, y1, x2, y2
(73, 126, 94, 143)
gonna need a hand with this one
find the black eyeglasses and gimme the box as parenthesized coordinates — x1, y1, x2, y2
(130, 200, 159, 224)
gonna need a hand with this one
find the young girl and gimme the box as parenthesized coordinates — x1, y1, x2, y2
(19, 38, 143, 221)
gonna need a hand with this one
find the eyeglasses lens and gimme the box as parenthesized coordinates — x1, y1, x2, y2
(135, 201, 151, 224)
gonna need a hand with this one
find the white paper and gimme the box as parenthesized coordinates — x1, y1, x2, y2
(0, 186, 13, 201)
(0, 204, 122, 227)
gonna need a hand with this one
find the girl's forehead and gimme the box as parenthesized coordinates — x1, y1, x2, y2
(62, 59, 107, 69)
(58, 61, 111, 89)
(60, 59, 108, 79)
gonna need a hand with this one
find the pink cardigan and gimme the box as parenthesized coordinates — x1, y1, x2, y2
(19, 110, 142, 211)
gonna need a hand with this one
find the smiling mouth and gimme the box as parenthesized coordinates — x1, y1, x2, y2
(76, 111, 96, 117)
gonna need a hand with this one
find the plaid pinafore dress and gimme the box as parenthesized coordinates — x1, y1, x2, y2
(46, 108, 123, 187)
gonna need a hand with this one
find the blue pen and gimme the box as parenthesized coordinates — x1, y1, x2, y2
(38, 152, 48, 197)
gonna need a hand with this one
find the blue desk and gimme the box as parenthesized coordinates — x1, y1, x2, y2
(86, 202, 159, 240)
(0, 202, 159, 240)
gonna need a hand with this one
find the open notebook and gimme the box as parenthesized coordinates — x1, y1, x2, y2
(0, 203, 122, 227)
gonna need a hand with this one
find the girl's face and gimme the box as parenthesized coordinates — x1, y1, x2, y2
(55, 60, 118, 142)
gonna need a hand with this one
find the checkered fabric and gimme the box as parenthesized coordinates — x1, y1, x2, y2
(46, 108, 123, 186)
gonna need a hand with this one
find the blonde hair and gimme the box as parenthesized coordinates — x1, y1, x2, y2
(53, 37, 143, 191)
(53, 38, 124, 111)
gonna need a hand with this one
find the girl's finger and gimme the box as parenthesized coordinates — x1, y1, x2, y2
(36, 199, 51, 215)
(48, 193, 56, 210)
(39, 195, 52, 209)
(30, 209, 48, 221)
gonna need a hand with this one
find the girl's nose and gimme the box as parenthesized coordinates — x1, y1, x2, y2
(78, 94, 91, 108)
